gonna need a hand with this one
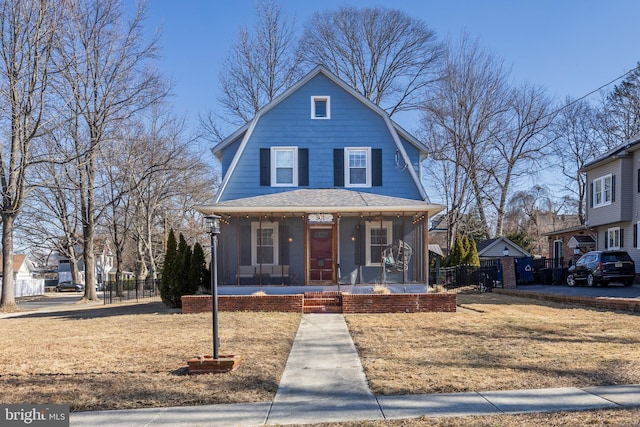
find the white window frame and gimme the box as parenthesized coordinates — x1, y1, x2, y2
(608, 226, 620, 250)
(251, 222, 279, 266)
(344, 147, 371, 187)
(311, 96, 330, 119)
(593, 174, 612, 208)
(365, 221, 392, 266)
(270, 147, 298, 187)
(553, 240, 563, 259)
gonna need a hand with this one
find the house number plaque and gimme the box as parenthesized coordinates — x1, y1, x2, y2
(307, 213, 334, 224)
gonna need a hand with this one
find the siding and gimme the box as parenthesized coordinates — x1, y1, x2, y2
(586, 159, 631, 227)
(219, 73, 424, 202)
(595, 221, 640, 273)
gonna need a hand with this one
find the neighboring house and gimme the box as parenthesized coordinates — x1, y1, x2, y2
(582, 134, 640, 274)
(95, 238, 114, 285)
(198, 66, 445, 286)
(476, 237, 530, 261)
(541, 225, 595, 263)
(57, 237, 119, 285)
(0, 254, 44, 297)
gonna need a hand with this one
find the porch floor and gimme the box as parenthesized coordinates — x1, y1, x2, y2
(217, 283, 428, 296)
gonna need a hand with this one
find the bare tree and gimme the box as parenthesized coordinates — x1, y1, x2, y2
(54, 0, 167, 301)
(22, 126, 84, 285)
(0, 0, 59, 311)
(128, 109, 216, 282)
(597, 63, 640, 148)
(551, 98, 602, 225)
(218, 0, 301, 125)
(505, 186, 576, 255)
(421, 35, 509, 240)
(488, 83, 555, 236)
(301, 6, 443, 116)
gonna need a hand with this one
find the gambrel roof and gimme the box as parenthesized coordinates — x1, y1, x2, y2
(211, 65, 431, 204)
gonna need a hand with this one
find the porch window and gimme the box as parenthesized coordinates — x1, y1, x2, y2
(251, 222, 279, 265)
(271, 147, 297, 186)
(365, 221, 392, 266)
(345, 147, 371, 187)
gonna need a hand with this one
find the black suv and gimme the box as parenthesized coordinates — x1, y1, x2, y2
(566, 250, 636, 287)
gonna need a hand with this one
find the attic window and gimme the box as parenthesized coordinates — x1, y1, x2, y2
(311, 96, 330, 119)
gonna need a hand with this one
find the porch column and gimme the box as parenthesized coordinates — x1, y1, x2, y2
(424, 211, 429, 285)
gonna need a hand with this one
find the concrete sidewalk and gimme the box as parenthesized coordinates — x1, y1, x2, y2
(69, 314, 640, 426)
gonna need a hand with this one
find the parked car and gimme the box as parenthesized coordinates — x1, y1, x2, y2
(566, 250, 636, 287)
(55, 281, 85, 292)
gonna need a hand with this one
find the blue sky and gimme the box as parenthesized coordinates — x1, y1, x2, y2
(141, 0, 640, 139)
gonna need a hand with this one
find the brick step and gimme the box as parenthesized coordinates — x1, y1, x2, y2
(302, 291, 343, 313)
(303, 305, 343, 313)
(303, 298, 341, 305)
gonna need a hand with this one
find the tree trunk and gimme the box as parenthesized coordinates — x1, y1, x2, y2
(0, 214, 17, 311)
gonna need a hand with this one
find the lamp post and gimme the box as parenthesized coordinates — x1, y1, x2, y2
(205, 215, 221, 359)
(503, 246, 509, 257)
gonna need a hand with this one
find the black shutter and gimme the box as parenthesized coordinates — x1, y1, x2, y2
(620, 228, 624, 247)
(372, 148, 382, 186)
(334, 149, 344, 187)
(298, 148, 309, 186)
(635, 224, 638, 248)
(612, 175, 616, 202)
(637, 169, 640, 193)
(260, 148, 270, 186)
(590, 182, 593, 208)
(604, 231, 609, 249)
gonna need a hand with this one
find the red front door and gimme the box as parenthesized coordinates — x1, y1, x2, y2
(308, 226, 334, 283)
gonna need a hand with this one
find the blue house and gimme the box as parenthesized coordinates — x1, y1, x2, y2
(198, 66, 444, 286)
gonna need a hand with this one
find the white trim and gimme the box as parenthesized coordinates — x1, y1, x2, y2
(251, 222, 279, 266)
(381, 114, 429, 201)
(344, 147, 371, 187)
(593, 174, 612, 208)
(365, 221, 392, 266)
(214, 115, 261, 203)
(553, 239, 563, 259)
(270, 146, 298, 187)
(311, 96, 330, 119)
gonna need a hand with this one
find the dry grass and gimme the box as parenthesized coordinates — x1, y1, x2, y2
(3, 292, 640, 426)
(307, 407, 640, 426)
(346, 293, 640, 395)
(0, 302, 300, 411)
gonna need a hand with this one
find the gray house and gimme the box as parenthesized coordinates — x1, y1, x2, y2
(582, 133, 640, 274)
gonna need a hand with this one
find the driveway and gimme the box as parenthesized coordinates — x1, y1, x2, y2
(516, 283, 640, 299)
(16, 292, 101, 312)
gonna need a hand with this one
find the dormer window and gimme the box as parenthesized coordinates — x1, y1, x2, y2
(311, 96, 330, 119)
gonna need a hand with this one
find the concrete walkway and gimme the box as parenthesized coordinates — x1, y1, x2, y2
(267, 314, 383, 425)
(69, 313, 640, 426)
